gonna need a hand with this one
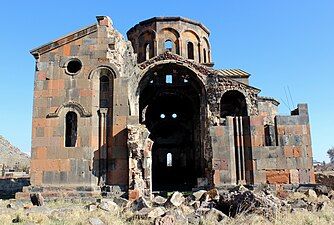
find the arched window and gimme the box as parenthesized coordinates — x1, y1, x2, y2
(167, 153, 172, 167)
(203, 48, 207, 63)
(100, 76, 109, 108)
(65, 112, 77, 147)
(187, 42, 194, 59)
(145, 43, 150, 61)
(164, 40, 173, 52)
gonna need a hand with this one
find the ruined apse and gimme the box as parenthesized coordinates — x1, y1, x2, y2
(19, 16, 314, 199)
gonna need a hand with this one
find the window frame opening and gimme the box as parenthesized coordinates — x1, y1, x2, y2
(145, 43, 150, 61)
(187, 42, 194, 60)
(165, 74, 173, 84)
(164, 40, 173, 52)
(66, 59, 82, 75)
(65, 111, 78, 147)
(167, 153, 172, 167)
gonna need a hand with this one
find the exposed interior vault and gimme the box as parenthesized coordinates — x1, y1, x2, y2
(139, 64, 206, 191)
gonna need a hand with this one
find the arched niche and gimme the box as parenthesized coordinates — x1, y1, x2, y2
(202, 37, 211, 63)
(220, 90, 248, 118)
(158, 28, 180, 55)
(138, 30, 156, 63)
(183, 30, 200, 61)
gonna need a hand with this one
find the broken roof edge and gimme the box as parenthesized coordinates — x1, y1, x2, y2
(258, 96, 280, 106)
(30, 23, 98, 59)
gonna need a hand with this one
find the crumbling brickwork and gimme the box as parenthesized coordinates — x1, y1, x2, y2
(20, 16, 314, 200)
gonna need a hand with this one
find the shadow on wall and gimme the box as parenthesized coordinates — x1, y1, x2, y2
(0, 178, 30, 199)
(92, 128, 129, 187)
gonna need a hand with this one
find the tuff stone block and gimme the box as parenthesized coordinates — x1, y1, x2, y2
(266, 170, 289, 184)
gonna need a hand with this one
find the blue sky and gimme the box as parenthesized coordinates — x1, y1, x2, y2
(0, 1, 333, 162)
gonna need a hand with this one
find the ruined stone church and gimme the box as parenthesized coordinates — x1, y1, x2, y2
(24, 16, 314, 199)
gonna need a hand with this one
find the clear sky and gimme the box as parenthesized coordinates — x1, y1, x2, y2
(0, 1, 333, 162)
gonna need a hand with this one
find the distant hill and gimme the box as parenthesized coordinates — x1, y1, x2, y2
(0, 135, 30, 170)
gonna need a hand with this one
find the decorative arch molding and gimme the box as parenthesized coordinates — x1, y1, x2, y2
(138, 51, 213, 77)
(158, 27, 180, 38)
(202, 36, 211, 50)
(47, 101, 92, 118)
(139, 29, 157, 39)
(182, 29, 201, 43)
(88, 64, 119, 80)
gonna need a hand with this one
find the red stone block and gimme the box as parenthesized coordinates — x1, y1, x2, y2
(213, 170, 221, 185)
(129, 188, 140, 201)
(266, 170, 289, 184)
(215, 127, 224, 136)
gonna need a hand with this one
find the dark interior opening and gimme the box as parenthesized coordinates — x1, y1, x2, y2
(187, 42, 194, 60)
(66, 59, 82, 74)
(65, 111, 77, 147)
(203, 48, 207, 63)
(139, 64, 204, 191)
(220, 90, 247, 118)
(220, 90, 250, 184)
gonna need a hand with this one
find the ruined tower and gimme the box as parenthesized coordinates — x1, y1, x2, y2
(18, 16, 314, 199)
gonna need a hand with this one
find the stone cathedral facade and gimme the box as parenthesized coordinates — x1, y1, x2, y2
(20, 16, 314, 199)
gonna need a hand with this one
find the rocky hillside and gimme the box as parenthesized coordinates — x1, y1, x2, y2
(0, 135, 30, 170)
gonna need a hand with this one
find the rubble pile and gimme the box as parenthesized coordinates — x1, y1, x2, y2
(2, 184, 334, 225)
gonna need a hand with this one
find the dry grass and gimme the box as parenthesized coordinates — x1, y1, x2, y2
(0, 199, 334, 225)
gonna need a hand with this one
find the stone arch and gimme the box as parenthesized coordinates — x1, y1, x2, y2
(158, 28, 180, 54)
(88, 64, 119, 80)
(47, 101, 92, 118)
(183, 30, 200, 61)
(138, 29, 156, 62)
(136, 60, 206, 97)
(182, 29, 200, 43)
(202, 37, 211, 63)
(220, 90, 248, 118)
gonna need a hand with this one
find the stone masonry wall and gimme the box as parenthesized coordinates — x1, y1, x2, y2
(30, 16, 135, 190)
(252, 104, 315, 185)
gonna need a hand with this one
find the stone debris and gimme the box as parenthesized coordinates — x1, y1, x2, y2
(135, 206, 165, 219)
(305, 189, 317, 199)
(165, 191, 185, 207)
(190, 190, 207, 201)
(130, 196, 151, 211)
(148, 207, 166, 219)
(113, 197, 129, 207)
(89, 217, 105, 225)
(4, 186, 334, 224)
(30, 193, 44, 206)
(85, 203, 97, 212)
(97, 199, 119, 212)
(152, 195, 167, 206)
(316, 173, 334, 190)
(154, 214, 175, 225)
